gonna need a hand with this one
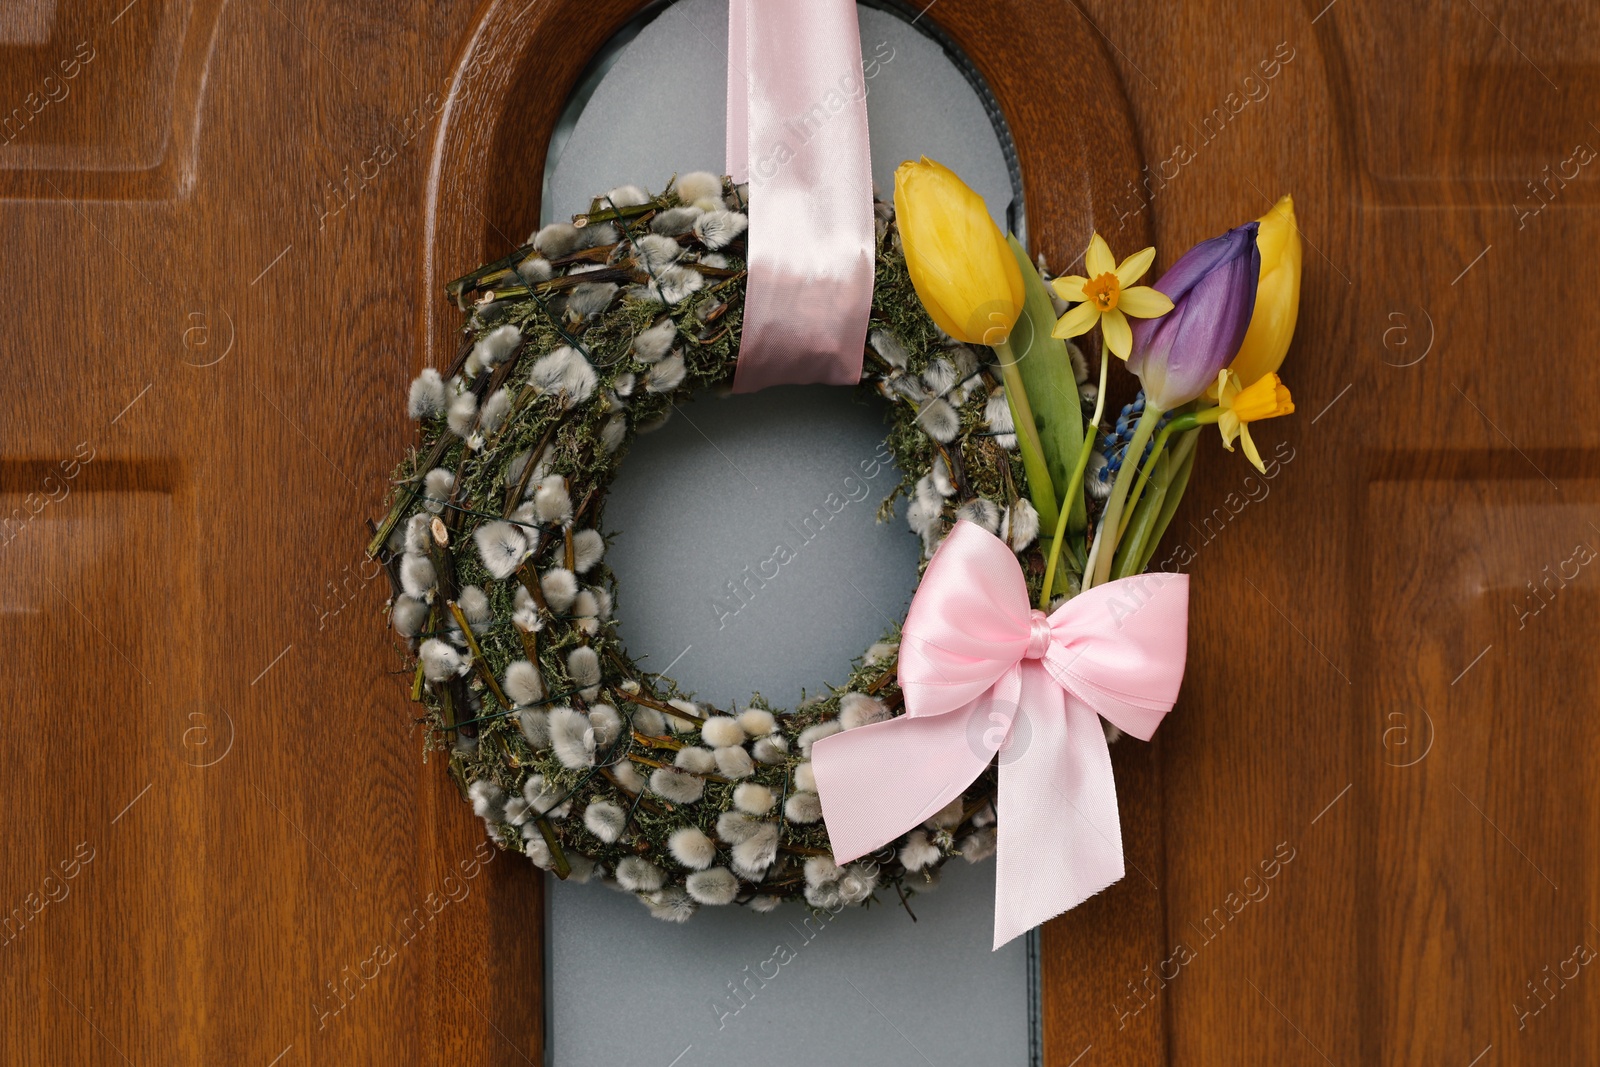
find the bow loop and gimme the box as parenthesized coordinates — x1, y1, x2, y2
(895, 523, 1035, 719)
(813, 520, 1190, 948)
(1040, 570, 1190, 741)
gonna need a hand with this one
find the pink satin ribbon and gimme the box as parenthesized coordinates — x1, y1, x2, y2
(813, 521, 1191, 949)
(726, 0, 874, 392)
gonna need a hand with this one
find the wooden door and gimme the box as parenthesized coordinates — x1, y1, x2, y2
(4, 0, 1594, 1064)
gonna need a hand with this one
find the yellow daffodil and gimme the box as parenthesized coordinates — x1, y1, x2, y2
(1229, 194, 1302, 386)
(894, 157, 1024, 345)
(1215, 368, 1295, 472)
(1050, 233, 1173, 360)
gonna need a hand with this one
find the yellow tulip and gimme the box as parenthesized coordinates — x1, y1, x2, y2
(1229, 194, 1301, 386)
(894, 157, 1024, 345)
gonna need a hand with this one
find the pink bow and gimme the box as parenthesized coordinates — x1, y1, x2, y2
(813, 520, 1190, 948)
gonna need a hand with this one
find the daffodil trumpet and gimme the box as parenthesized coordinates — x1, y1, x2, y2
(1039, 347, 1110, 609)
(1215, 369, 1295, 471)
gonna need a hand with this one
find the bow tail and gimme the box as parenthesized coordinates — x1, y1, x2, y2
(813, 710, 994, 865)
(993, 664, 1125, 949)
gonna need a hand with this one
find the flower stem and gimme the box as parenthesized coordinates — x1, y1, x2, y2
(1039, 350, 1110, 608)
(1117, 407, 1220, 540)
(992, 338, 1060, 539)
(1112, 456, 1171, 579)
(1089, 403, 1163, 588)
(1135, 428, 1200, 573)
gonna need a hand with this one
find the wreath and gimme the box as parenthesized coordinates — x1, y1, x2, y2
(369, 172, 1068, 920)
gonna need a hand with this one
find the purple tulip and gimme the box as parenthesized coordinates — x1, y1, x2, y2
(1127, 222, 1261, 411)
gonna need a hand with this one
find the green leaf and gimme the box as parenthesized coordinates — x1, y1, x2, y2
(1136, 429, 1200, 573)
(1005, 236, 1086, 536)
(1111, 452, 1169, 580)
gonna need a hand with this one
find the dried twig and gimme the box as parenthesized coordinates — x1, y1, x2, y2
(447, 600, 510, 708)
(627, 752, 730, 784)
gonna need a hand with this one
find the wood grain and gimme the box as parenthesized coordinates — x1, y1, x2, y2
(2, 0, 1596, 1064)
(1070, 1, 1600, 1064)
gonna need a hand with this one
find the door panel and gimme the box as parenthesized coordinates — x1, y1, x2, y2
(1051, 2, 1600, 1064)
(1366, 469, 1599, 1064)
